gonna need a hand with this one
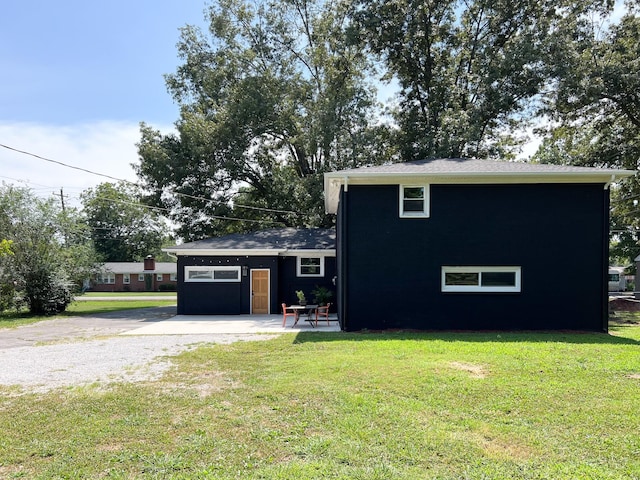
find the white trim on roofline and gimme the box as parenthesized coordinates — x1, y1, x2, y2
(324, 170, 635, 214)
(162, 248, 336, 257)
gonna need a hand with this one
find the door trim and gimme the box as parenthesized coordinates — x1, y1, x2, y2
(250, 269, 270, 315)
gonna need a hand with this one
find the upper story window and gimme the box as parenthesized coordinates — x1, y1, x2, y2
(400, 185, 429, 218)
(297, 257, 324, 277)
(185, 266, 241, 282)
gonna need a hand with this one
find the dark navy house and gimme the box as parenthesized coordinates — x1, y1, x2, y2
(324, 158, 634, 332)
(165, 228, 336, 315)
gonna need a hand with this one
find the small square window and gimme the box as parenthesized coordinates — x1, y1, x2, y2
(138, 274, 145, 282)
(156, 273, 163, 281)
(297, 257, 324, 277)
(400, 185, 429, 217)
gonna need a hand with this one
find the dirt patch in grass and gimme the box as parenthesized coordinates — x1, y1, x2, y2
(627, 374, 640, 379)
(449, 361, 488, 378)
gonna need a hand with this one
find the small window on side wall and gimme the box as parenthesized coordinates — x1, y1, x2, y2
(297, 257, 324, 277)
(442, 266, 521, 293)
(400, 185, 429, 218)
(185, 266, 241, 282)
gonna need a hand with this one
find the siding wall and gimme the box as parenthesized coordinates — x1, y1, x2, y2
(338, 183, 608, 331)
(177, 255, 336, 315)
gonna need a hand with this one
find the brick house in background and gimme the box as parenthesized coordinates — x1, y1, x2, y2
(91, 256, 177, 292)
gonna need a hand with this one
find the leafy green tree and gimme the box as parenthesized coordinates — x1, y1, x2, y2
(136, 0, 395, 241)
(533, 4, 640, 265)
(0, 185, 97, 315)
(81, 182, 172, 262)
(350, 0, 613, 160)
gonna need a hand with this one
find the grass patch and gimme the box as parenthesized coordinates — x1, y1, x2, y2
(0, 328, 638, 478)
(0, 300, 176, 329)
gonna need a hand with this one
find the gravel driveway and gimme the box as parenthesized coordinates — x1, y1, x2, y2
(0, 307, 271, 394)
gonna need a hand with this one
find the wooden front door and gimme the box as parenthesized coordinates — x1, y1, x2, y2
(251, 269, 269, 314)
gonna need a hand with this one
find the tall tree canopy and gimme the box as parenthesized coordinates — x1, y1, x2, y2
(137, 0, 394, 241)
(81, 182, 172, 262)
(533, 2, 640, 264)
(351, 0, 615, 160)
(137, 0, 634, 250)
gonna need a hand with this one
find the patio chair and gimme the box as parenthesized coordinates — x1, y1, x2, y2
(315, 303, 331, 326)
(282, 303, 298, 327)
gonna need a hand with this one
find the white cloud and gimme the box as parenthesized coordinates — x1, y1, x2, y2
(0, 121, 171, 207)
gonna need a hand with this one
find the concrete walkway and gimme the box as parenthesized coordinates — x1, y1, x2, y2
(122, 314, 341, 335)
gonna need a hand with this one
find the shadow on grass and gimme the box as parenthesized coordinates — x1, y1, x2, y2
(293, 327, 640, 345)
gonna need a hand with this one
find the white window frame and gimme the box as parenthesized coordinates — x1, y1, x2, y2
(297, 256, 325, 277)
(400, 185, 430, 218)
(441, 266, 521, 293)
(170, 273, 177, 281)
(138, 274, 145, 282)
(123, 273, 130, 284)
(156, 273, 163, 281)
(98, 273, 115, 284)
(185, 266, 242, 283)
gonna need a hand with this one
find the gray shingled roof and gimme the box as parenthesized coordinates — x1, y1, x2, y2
(165, 228, 335, 254)
(331, 158, 630, 175)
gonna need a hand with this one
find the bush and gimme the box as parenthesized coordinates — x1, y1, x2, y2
(0, 281, 19, 313)
(24, 270, 73, 315)
(159, 283, 176, 291)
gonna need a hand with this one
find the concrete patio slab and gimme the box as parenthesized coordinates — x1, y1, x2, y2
(120, 314, 341, 335)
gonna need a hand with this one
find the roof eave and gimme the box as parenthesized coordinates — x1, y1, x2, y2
(324, 170, 636, 214)
(162, 248, 288, 257)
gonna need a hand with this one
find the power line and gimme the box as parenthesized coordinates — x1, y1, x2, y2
(0, 143, 132, 184)
(0, 142, 301, 218)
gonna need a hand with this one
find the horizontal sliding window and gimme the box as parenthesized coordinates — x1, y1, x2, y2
(442, 266, 521, 293)
(185, 266, 241, 282)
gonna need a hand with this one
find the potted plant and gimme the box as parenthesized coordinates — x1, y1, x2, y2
(295, 290, 307, 306)
(311, 286, 333, 306)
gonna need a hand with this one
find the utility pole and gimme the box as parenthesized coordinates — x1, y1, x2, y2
(57, 188, 67, 213)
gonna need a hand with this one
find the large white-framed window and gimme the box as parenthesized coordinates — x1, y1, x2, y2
(123, 273, 130, 285)
(98, 273, 115, 284)
(400, 185, 430, 218)
(297, 256, 324, 277)
(441, 266, 521, 293)
(185, 266, 242, 282)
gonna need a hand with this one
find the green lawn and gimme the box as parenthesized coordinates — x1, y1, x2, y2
(0, 323, 638, 479)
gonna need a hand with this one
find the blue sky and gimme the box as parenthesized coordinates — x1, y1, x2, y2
(0, 0, 208, 203)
